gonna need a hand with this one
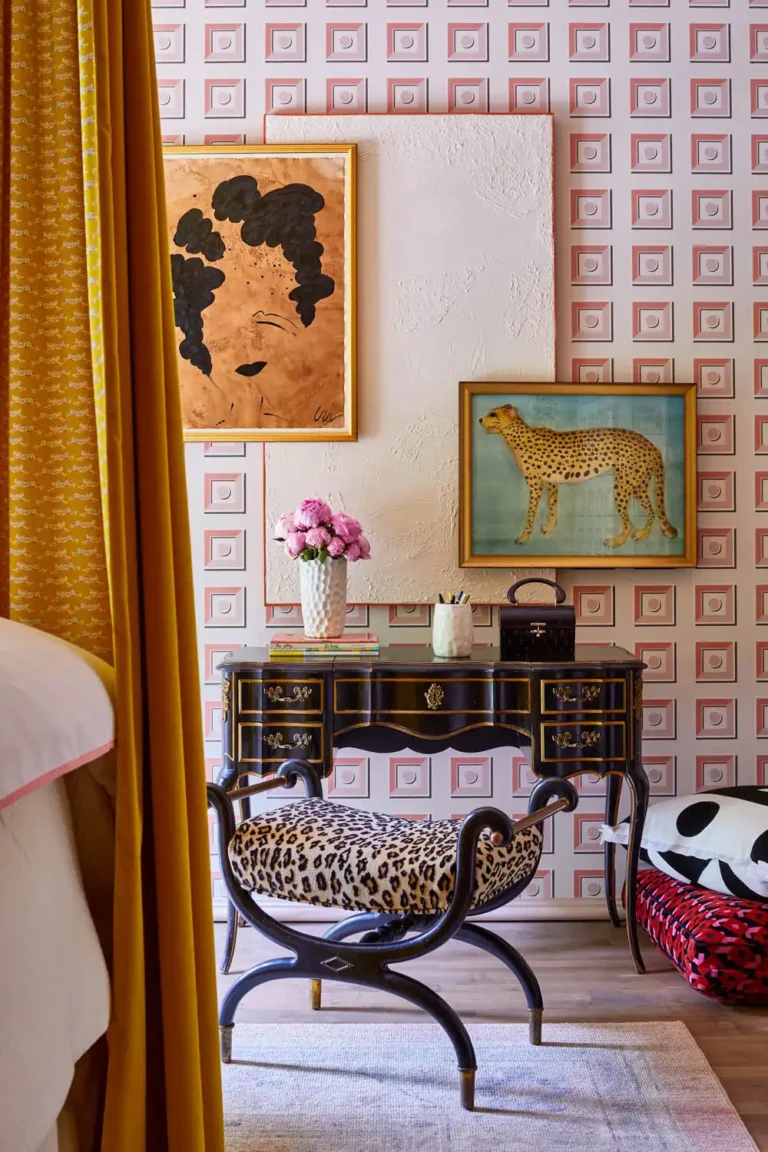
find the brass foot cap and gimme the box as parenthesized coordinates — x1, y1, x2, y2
(220, 1025, 234, 1064)
(460, 1069, 475, 1111)
(310, 979, 322, 1011)
(529, 1008, 543, 1046)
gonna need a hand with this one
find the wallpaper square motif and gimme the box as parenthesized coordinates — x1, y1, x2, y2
(632, 245, 672, 285)
(629, 24, 670, 63)
(509, 24, 549, 62)
(387, 23, 428, 62)
(205, 25, 244, 63)
(448, 79, 489, 113)
(569, 24, 610, 63)
(448, 24, 488, 62)
(634, 358, 673, 384)
(691, 133, 731, 173)
(327, 23, 367, 62)
(509, 78, 549, 112)
(632, 134, 671, 173)
(570, 77, 610, 116)
(695, 359, 734, 398)
(571, 133, 611, 172)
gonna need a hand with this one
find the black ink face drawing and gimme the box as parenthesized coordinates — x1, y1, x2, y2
(170, 174, 336, 413)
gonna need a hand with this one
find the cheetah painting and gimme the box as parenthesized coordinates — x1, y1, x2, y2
(479, 405, 678, 549)
(459, 382, 696, 568)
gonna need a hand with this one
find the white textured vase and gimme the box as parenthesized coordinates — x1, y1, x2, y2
(300, 558, 347, 638)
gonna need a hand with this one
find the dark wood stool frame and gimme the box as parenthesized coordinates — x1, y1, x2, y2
(208, 758, 578, 1110)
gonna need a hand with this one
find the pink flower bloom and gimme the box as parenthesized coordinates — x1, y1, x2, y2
(357, 534, 371, 559)
(305, 526, 331, 548)
(284, 531, 307, 558)
(327, 536, 346, 558)
(345, 540, 362, 562)
(330, 512, 362, 542)
(295, 498, 332, 529)
(274, 513, 296, 539)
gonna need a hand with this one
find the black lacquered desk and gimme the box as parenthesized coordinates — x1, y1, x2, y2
(219, 644, 648, 973)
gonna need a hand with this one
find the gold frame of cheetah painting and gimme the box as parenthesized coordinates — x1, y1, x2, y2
(164, 144, 356, 442)
(459, 381, 696, 569)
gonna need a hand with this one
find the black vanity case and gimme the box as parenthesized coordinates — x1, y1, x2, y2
(499, 578, 575, 662)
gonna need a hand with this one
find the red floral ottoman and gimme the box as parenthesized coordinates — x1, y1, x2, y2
(634, 868, 768, 1004)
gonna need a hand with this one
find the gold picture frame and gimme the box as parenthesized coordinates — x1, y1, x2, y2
(459, 381, 696, 569)
(164, 144, 356, 442)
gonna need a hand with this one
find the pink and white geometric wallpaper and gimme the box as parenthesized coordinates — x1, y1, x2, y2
(161, 0, 768, 912)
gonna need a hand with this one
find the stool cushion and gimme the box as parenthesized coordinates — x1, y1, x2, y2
(229, 798, 542, 914)
(634, 867, 768, 1005)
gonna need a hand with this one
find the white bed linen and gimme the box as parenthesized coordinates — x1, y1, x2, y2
(0, 618, 114, 811)
(0, 778, 111, 1152)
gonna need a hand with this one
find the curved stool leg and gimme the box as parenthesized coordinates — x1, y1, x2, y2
(457, 923, 544, 1045)
(380, 969, 477, 1111)
(219, 957, 295, 1062)
(219, 899, 240, 975)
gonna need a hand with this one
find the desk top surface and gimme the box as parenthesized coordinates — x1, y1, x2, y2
(221, 644, 643, 671)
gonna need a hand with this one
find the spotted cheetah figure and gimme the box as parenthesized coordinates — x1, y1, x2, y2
(479, 404, 678, 549)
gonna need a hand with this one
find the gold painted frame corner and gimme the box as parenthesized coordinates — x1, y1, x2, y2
(459, 380, 697, 570)
(163, 143, 357, 443)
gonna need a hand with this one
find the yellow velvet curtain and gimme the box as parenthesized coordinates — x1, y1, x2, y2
(0, 2, 225, 1149)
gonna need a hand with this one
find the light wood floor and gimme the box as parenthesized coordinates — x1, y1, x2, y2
(216, 919, 768, 1148)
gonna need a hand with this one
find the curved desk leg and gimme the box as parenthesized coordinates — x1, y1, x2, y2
(604, 774, 623, 929)
(624, 763, 649, 975)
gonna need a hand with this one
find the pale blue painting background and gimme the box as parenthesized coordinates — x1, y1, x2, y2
(470, 392, 686, 558)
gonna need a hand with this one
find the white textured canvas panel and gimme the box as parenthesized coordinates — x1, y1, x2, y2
(264, 114, 555, 605)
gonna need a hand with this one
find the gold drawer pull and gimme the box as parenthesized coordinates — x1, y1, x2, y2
(425, 683, 445, 710)
(553, 684, 600, 704)
(552, 729, 600, 750)
(265, 685, 312, 705)
(264, 732, 312, 752)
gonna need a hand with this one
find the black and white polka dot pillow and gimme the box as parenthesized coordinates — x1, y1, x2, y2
(601, 786, 768, 902)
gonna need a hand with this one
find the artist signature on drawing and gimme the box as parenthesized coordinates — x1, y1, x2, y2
(314, 406, 343, 425)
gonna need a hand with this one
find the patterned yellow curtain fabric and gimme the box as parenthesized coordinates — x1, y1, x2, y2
(1, 2, 224, 1149)
(0, 0, 112, 655)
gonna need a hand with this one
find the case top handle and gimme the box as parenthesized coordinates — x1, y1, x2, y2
(506, 577, 567, 605)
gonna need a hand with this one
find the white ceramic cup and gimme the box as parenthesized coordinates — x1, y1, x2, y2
(432, 603, 474, 658)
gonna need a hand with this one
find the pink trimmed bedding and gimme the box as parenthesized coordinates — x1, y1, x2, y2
(0, 617, 114, 810)
(0, 619, 115, 1152)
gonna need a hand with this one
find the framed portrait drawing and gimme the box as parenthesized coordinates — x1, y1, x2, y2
(460, 382, 696, 569)
(163, 144, 356, 441)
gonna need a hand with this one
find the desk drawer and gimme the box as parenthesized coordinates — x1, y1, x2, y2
(237, 721, 325, 765)
(541, 677, 626, 715)
(238, 677, 324, 714)
(335, 676, 496, 716)
(540, 720, 626, 763)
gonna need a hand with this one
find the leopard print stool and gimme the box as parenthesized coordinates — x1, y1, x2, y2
(229, 798, 543, 915)
(209, 760, 578, 1111)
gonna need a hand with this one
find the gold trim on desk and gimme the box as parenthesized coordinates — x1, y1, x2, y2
(540, 677, 627, 715)
(333, 677, 531, 715)
(540, 719, 626, 762)
(238, 676, 325, 715)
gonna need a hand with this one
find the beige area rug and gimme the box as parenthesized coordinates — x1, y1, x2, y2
(222, 1021, 757, 1151)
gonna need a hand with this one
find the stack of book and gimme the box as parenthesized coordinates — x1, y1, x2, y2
(268, 633, 379, 659)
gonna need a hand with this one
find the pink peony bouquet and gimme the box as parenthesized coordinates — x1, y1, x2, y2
(274, 498, 371, 564)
